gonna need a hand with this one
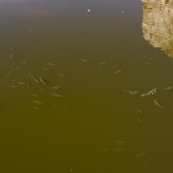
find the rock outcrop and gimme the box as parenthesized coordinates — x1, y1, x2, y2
(142, 0, 173, 57)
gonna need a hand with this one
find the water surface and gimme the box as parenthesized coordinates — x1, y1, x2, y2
(1, 0, 173, 172)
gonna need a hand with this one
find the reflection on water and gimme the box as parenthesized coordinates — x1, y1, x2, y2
(142, 0, 173, 57)
(1, 0, 173, 173)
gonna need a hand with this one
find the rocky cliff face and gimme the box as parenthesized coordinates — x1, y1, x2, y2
(142, 0, 173, 57)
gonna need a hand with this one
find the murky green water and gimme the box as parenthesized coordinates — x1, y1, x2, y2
(1, 0, 173, 172)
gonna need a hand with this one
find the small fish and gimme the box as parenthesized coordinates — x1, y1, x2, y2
(137, 57, 144, 59)
(34, 105, 41, 110)
(27, 84, 30, 89)
(135, 108, 144, 116)
(52, 93, 69, 98)
(31, 75, 34, 79)
(160, 71, 165, 74)
(10, 64, 14, 68)
(15, 68, 20, 71)
(58, 74, 68, 77)
(39, 77, 46, 85)
(63, 105, 70, 107)
(48, 63, 55, 66)
(80, 59, 90, 63)
(22, 98, 27, 102)
(32, 94, 39, 97)
(137, 119, 150, 124)
(141, 88, 157, 97)
(8, 70, 13, 74)
(115, 69, 122, 74)
(99, 61, 110, 65)
(8, 47, 16, 52)
(28, 73, 31, 77)
(21, 61, 27, 65)
(4, 75, 10, 78)
(116, 141, 129, 144)
(11, 85, 17, 88)
(51, 86, 63, 91)
(154, 99, 163, 108)
(43, 68, 50, 71)
(123, 89, 139, 95)
(18, 82, 27, 85)
(33, 78, 39, 83)
(34, 100, 44, 104)
(144, 62, 151, 65)
(133, 82, 136, 88)
(119, 58, 125, 60)
(28, 27, 33, 33)
(114, 148, 130, 151)
(9, 53, 15, 59)
(112, 64, 122, 68)
(102, 148, 109, 151)
(135, 150, 153, 158)
(40, 88, 44, 92)
(162, 86, 173, 91)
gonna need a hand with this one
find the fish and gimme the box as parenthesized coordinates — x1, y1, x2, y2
(141, 88, 157, 97)
(39, 77, 46, 85)
(58, 74, 68, 77)
(119, 58, 125, 60)
(21, 61, 27, 65)
(18, 82, 27, 85)
(112, 64, 122, 68)
(133, 82, 136, 88)
(34, 100, 44, 104)
(99, 61, 110, 65)
(10, 64, 14, 68)
(144, 62, 151, 65)
(51, 86, 63, 91)
(34, 106, 41, 110)
(32, 94, 39, 97)
(40, 88, 44, 92)
(15, 68, 20, 71)
(52, 93, 69, 98)
(114, 148, 130, 151)
(4, 75, 10, 78)
(135, 150, 153, 158)
(154, 99, 163, 108)
(7, 70, 13, 74)
(28, 27, 33, 33)
(137, 109, 144, 114)
(115, 69, 122, 74)
(123, 89, 139, 95)
(162, 86, 173, 91)
(33, 78, 39, 83)
(43, 68, 50, 71)
(48, 63, 55, 66)
(80, 59, 90, 63)
(8, 47, 16, 52)
(28, 73, 31, 77)
(137, 119, 150, 124)
(116, 141, 129, 144)
(11, 85, 17, 88)
(9, 53, 15, 59)
(102, 148, 109, 151)
(27, 84, 30, 89)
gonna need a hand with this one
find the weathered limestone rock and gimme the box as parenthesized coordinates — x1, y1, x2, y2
(142, 0, 173, 57)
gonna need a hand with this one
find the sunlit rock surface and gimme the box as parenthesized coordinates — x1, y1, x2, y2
(142, 0, 173, 57)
